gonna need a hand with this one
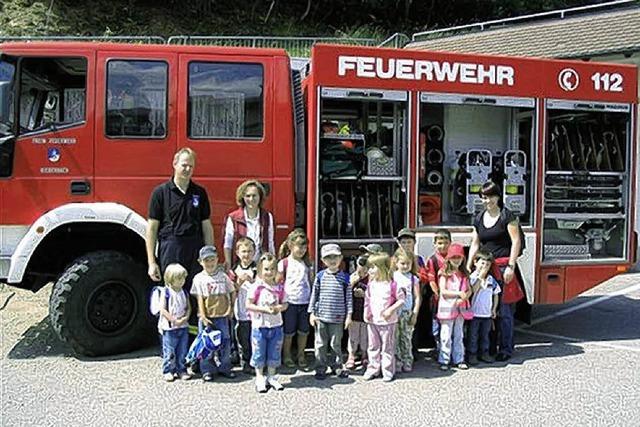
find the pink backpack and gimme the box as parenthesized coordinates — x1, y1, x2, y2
(252, 283, 285, 305)
(366, 280, 400, 306)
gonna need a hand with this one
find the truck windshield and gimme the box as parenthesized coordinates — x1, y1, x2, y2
(0, 58, 16, 137)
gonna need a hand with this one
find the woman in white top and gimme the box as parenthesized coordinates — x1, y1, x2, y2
(223, 180, 275, 270)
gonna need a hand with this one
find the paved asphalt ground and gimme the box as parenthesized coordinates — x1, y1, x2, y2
(1, 274, 639, 427)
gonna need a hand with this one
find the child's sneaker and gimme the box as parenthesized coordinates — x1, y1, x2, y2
(382, 375, 394, 382)
(218, 371, 236, 379)
(439, 364, 449, 371)
(163, 373, 175, 382)
(314, 371, 327, 380)
(255, 376, 268, 393)
(332, 368, 349, 378)
(495, 353, 511, 362)
(362, 369, 378, 381)
(478, 353, 494, 364)
(345, 357, 356, 370)
(297, 355, 308, 369)
(179, 372, 192, 381)
(202, 373, 214, 382)
(266, 376, 284, 391)
(455, 362, 469, 370)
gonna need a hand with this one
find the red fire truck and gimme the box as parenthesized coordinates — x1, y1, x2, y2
(1, 41, 636, 356)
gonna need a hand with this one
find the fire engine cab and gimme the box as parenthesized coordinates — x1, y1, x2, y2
(1, 41, 636, 356)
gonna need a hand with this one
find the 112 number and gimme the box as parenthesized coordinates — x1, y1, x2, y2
(591, 72, 623, 92)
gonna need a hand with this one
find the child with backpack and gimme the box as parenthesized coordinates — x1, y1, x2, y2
(419, 229, 451, 359)
(246, 253, 288, 393)
(344, 243, 383, 370)
(230, 237, 258, 374)
(468, 250, 501, 366)
(191, 245, 236, 382)
(156, 263, 191, 382)
(437, 243, 473, 371)
(392, 248, 421, 373)
(308, 243, 353, 380)
(277, 228, 313, 369)
(363, 252, 405, 382)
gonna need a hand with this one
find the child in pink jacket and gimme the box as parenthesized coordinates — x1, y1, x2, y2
(363, 252, 405, 382)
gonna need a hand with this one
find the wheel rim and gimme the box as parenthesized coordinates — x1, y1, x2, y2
(86, 280, 137, 335)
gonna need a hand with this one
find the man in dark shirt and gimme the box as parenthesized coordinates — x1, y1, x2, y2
(146, 147, 214, 290)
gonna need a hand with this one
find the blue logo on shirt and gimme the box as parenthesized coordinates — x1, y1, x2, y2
(192, 195, 200, 208)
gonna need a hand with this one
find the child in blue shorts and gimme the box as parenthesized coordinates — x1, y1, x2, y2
(246, 253, 288, 393)
(277, 229, 313, 368)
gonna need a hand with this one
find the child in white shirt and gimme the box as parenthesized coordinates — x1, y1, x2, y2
(277, 228, 313, 368)
(158, 263, 191, 382)
(468, 250, 501, 365)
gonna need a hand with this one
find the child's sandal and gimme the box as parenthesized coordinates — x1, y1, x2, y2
(297, 356, 308, 368)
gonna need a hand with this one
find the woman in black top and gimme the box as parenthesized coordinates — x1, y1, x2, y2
(467, 181, 524, 362)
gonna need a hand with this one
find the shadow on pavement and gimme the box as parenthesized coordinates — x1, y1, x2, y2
(6, 293, 637, 366)
(285, 372, 356, 389)
(6, 316, 159, 361)
(526, 294, 640, 343)
(6, 317, 73, 359)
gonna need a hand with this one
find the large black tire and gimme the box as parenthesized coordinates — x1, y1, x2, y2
(49, 251, 154, 357)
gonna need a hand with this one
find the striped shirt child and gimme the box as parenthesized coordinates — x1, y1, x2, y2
(308, 269, 353, 322)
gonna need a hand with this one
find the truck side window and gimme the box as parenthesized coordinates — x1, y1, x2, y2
(188, 62, 263, 139)
(18, 57, 87, 134)
(106, 60, 167, 138)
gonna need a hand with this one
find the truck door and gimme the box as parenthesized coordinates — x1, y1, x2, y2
(94, 51, 177, 216)
(2, 52, 95, 225)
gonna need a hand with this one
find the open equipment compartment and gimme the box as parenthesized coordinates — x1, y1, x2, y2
(418, 93, 536, 227)
(543, 100, 632, 263)
(316, 87, 409, 260)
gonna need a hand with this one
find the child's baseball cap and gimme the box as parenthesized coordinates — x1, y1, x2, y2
(446, 243, 465, 260)
(397, 228, 416, 240)
(199, 245, 218, 260)
(358, 243, 383, 254)
(321, 243, 342, 258)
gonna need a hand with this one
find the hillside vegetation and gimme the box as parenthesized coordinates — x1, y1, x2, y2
(0, 0, 600, 39)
